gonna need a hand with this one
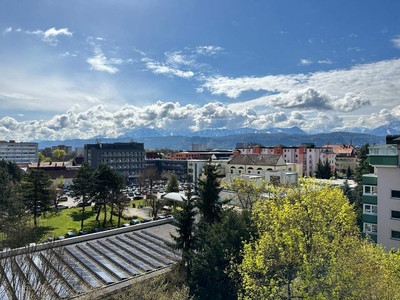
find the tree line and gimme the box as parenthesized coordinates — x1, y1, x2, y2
(167, 157, 400, 300)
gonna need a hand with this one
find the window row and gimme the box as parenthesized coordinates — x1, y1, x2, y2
(363, 205, 400, 219)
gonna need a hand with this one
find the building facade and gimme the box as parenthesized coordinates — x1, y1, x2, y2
(226, 154, 298, 184)
(236, 143, 322, 176)
(0, 140, 38, 164)
(84, 142, 145, 179)
(362, 135, 400, 248)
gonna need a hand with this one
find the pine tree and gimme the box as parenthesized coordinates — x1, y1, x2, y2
(323, 158, 332, 179)
(72, 162, 95, 230)
(197, 162, 222, 224)
(166, 172, 179, 193)
(22, 169, 53, 227)
(170, 187, 197, 278)
(315, 158, 324, 178)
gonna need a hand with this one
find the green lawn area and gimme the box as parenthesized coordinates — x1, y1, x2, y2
(36, 200, 147, 240)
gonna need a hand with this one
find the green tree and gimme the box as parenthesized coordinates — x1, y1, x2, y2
(0, 162, 29, 248)
(238, 178, 358, 299)
(38, 152, 51, 163)
(170, 186, 197, 279)
(22, 169, 53, 227)
(115, 193, 131, 227)
(353, 143, 374, 228)
(93, 164, 124, 228)
(197, 162, 222, 224)
(346, 165, 352, 178)
(72, 162, 95, 231)
(52, 149, 66, 161)
(93, 163, 114, 228)
(314, 158, 324, 178)
(224, 177, 268, 212)
(108, 171, 125, 227)
(0, 159, 23, 182)
(323, 158, 332, 179)
(190, 210, 254, 300)
(54, 175, 65, 189)
(166, 172, 180, 193)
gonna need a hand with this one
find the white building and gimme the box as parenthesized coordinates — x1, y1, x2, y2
(362, 135, 400, 249)
(226, 154, 298, 184)
(0, 140, 38, 164)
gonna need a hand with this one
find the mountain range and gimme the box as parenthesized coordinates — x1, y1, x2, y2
(36, 125, 388, 150)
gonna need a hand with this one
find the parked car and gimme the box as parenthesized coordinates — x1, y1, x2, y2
(58, 196, 68, 201)
(154, 215, 166, 220)
(76, 201, 91, 207)
(65, 232, 77, 238)
(56, 204, 69, 210)
(130, 219, 140, 225)
(141, 217, 152, 223)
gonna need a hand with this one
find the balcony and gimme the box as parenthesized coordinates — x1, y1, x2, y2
(362, 214, 377, 224)
(362, 174, 377, 185)
(368, 145, 398, 167)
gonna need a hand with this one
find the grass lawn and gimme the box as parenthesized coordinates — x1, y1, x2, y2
(31, 199, 149, 241)
(37, 206, 133, 240)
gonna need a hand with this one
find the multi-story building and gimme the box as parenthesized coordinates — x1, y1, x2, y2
(362, 135, 400, 248)
(226, 154, 298, 184)
(322, 144, 358, 175)
(84, 142, 145, 180)
(236, 143, 322, 176)
(170, 150, 233, 160)
(0, 140, 38, 164)
(237, 143, 357, 177)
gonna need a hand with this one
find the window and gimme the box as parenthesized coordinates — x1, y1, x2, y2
(391, 230, 400, 240)
(363, 223, 377, 234)
(391, 190, 400, 199)
(363, 185, 377, 195)
(363, 204, 377, 214)
(391, 210, 400, 219)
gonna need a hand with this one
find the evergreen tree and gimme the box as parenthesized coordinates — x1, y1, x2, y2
(346, 165, 352, 178)
(190, 210, 254, 300)
(92, 164, 123, 228)
(22, 169, 53, 227)
(170, 187, 197, 278)
(315, 158, 324, 178)
(72, 162, 95, 230)
(197, 162, 222, 224)
(166, 172, 179, 193)
(323, 158, 332, 179)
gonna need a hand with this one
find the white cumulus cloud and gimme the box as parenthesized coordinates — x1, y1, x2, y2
(392, 35, 400, 49)
(26, 27, 73, 45)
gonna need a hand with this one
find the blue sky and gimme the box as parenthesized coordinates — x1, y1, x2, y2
(1, 0, 400, 141)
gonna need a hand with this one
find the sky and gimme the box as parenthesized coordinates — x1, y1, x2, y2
(1, 0, 400, 141)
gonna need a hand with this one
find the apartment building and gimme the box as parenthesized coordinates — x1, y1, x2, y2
(322, 144, 358, 175)
(362, 135, 400, 248)
(236, 143, 323, 176)
(0, 140, 38, 164)
(84, 142, 145, 180)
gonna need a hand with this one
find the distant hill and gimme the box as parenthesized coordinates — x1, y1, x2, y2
(36, 132, 384, 150)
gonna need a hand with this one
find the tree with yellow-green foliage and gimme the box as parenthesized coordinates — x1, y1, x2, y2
(238, 178, 400, 300)
(224, 177, 269, 212)
(52, 149, 66, 161)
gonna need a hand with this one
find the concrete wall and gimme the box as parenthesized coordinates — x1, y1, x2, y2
(376, 166, 400, 249)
